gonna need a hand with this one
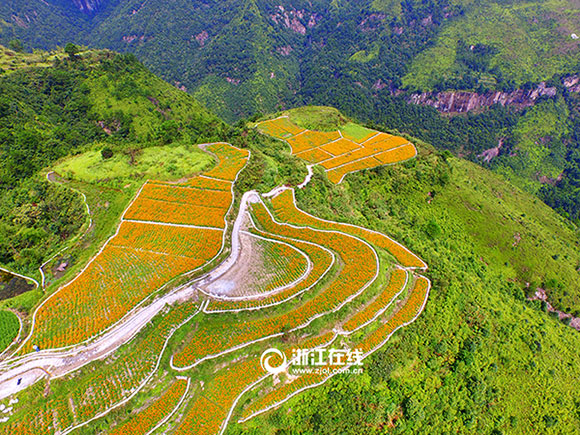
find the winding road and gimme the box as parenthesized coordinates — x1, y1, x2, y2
(0, 189, 263, 400)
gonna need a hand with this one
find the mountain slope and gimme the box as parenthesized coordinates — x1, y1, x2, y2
(3, 0, 580, 120)
(0, 45, 224, 304)
(234, 137, 580, 434)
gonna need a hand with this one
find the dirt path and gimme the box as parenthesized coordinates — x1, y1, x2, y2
(0, 187, 256, 401)
(0, 285, 197, 400)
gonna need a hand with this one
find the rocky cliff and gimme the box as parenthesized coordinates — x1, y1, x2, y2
(407, 77, 579, 113)
(71, 0, 103, 13)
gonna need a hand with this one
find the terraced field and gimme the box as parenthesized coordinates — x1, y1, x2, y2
(17, 142, 249, 352)
(0, 137, 429, 434)
(256, 116, 417, 184)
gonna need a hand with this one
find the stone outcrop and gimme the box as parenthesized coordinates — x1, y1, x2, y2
(71, 0, 103, 13)
(407, 76, 580, 114)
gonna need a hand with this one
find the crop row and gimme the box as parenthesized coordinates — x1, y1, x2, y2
(320, 138, 360, 156)
(294, 147, 333, 164)
(2, 303, 197, 434)
(322, 137, 415, 179)
(176, 332, 335, 434)
(342, 268, 407, 333)
(286, 131, 341, 154)
(271, 189, 426, 268)
(139, 182, 232, 207)
(374, 143, 416, 164)
(111, 221, 222, 258)
(205, 231, 333, 312)
(175, 357, 265, 435)
(320, 146, 378, 170)
(239, 277, 428, 423)
(240, 234, 309, 297)
(203, 143, 249, 182)
(152, 176, 231, 191)
(29, 247, 201, 350)
(238, 332, 337, 422)
(326, 156, 382, 183)
(363, 133, 408, 152)
(257, 117, 305, 138)
(172, 201, 377, 368)
(186, 176, 232, 190)
(124, 198, 229, 228)
(108, 378, 188, 435)
(356, 276, 429, 354)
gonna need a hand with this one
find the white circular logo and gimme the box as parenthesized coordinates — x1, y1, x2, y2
(260, 348, 287, 375)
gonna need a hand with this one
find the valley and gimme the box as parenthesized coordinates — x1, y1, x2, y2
(0, 46, 579, 434)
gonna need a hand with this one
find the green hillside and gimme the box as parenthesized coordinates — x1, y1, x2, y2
(0, 45, 224, 295)
(4, 0, 580, 223)
(235, 132, 580, 434)
(4, 0, 580, 120)
(1, 40, 580, 432)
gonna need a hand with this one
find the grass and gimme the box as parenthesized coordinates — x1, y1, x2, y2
(339, 122, 376, 142)
(54, 144, 213, 185)
(0, 310, 19, 353)
(285, 106, 348, 132)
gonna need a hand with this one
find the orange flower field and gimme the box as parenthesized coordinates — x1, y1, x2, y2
(255, 117, 417, 183)
(286, 130, 341, 154)
(294, 147, 333, 163)
(176, 332, 336, 435)
(2, 303, 197, 434)
(172, 201, 378, 367)
(357, 276, 430, 354)
(271, 189, 426, 268)
(21, 143, 247, 352)
(108, 378, 188, 435)
(111, 221, 223, 257)
(2, 128, 432, 434)
(124, 197, 229, 228)
(342, 268, 407, 333)
(239, 277, 429, 422)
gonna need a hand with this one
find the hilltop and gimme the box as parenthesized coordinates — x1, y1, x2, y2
(0, 50, 579, 433)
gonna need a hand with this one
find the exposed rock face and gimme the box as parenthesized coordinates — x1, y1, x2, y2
(71, 0, 103, 13)
(407, 82, 560, 113)
(270, 5, 320, 34)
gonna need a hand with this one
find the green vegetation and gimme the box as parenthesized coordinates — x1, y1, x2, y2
(55, 145, 213, 185)
(4, 0, 580, 224)
(0, 25, 579, 430)
(339, 122, 376, 142)
(0, 45, 229, 316)
(403, 1, 580, 92)
(493, 98, 569, 193)
(286, 106, 348, 132)
(0, 310, 19, 353)
(3, 0, 578, 120)
(233, 139, 580, 434)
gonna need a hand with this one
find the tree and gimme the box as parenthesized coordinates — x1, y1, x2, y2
(101, 147, 113, 160)
(8, 40, 23, 53)
(64, 43, 79, 59)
